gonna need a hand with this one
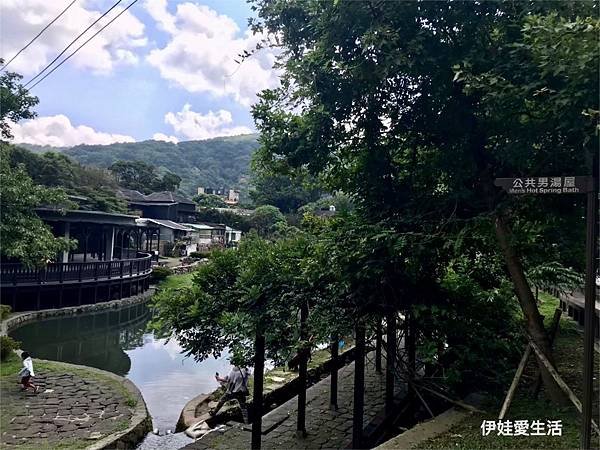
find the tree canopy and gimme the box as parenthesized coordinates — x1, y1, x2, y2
(109, 160, 181, 194)
(0, 144, 74, 267)
(0, 60, 38, 140)
(7, 146, 127, 213)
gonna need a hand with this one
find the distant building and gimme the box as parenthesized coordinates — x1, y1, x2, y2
(118, 189, 196, 223)
(184, 222, 243, 250)
(197, 187, 240, 205)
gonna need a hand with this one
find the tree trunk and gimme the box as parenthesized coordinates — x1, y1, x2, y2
(494, 214, 568, 404)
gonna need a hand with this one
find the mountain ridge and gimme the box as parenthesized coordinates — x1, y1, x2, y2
(16, 134, 260, 198)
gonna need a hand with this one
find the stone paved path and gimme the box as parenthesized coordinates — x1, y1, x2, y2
(186, 355, 404, 450)
(1, 370, 134, 447)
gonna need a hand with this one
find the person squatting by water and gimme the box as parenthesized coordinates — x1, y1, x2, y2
(210, 366, 249, 423)
(18, 352, 38, 394)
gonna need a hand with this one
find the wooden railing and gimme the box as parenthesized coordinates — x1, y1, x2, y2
(1, 252, 153, 286)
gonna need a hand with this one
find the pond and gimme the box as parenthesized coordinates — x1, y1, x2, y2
(9, 302, 233, 437)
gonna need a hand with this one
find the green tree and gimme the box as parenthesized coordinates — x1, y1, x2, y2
(249, 205, 286, 236)
(250, 0, 596, 402)
(160, 171, 182, 191)
(0, 60, 38, 140)
(195, 207, 252, 232)
(192, 193, 227, 208)
(0, 144, 74, 267)
(250, 170, 321, 213)
(8, 146, 126, 213)
(109, 160, 160, 193)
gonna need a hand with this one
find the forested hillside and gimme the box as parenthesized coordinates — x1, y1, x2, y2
(19, 134, 259, 197)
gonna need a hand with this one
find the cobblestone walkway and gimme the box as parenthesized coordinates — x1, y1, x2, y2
(1, 371, 134, 447)
(186, 355, 404, 449)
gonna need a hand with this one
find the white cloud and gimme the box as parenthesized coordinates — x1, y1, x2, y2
(144, 0, 279, 106)
(10, 114, 135, 146)
(1, 0, 146, 76)
(152, 132, 178, 144)
(163, 103, 252, 140)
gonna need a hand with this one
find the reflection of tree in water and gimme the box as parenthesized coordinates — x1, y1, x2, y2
(10, 303, 152, 376)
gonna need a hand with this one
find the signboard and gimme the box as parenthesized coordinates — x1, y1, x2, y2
(494, 176, 592, 195)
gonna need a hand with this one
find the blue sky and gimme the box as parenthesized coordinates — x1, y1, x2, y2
(2, 0, 276, 146)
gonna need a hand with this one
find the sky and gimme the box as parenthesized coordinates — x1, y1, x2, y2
(1, 0, 280, 146)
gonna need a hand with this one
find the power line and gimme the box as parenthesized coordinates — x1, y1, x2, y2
(28, 0, 139, 91)
(24, 0, 124, 88)
(1, 0, 78, 71)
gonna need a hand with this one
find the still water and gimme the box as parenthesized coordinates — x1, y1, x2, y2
(9, 302, 233, 435)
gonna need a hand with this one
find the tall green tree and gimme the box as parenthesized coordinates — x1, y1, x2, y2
(250, 0, 596, 402)
(0, 144, 74, 266)
(0, 60, 38, 140)
(249, 205, 286, 236)
(250, 170, 321, 213)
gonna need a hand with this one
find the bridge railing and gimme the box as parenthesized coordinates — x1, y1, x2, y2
(1, 252, 153, 286)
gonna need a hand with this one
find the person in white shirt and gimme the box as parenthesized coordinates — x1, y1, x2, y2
(209, 366, 249, 422)
(18, 352, 38, 394)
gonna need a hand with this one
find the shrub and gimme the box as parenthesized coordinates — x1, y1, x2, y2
(1, 335, 20, 361)
(0, 304, 11, 321)
(151, 266, 173, 283)
(188, 251, 210, 259)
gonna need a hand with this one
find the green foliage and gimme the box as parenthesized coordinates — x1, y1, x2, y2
(109, 160, 181, 194)
(249, 170, 321, 213)
(298, 193, 354, 215)
(19, 135, 260, 197)
(7, 146, 126, 213)
(0, 335, 20, 361)
(0, 144, 75, 267)
(151, 266, 173, 283)
(0, 61, 38, 140)
(152, 233, 321, 366)
(527, 262, 583, 297)
(188, 251, 209, 259)
(195, 208, 252, 232)
(192, 193, 227, 208)
(0, 305, 11, 321)
(248, 205, 286, 236)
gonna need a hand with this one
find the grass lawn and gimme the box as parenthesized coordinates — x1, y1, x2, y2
(159, 272, 195, 291)
(415, 292, 598, 450)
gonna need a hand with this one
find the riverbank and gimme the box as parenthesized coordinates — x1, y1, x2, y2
(177, 340, 356, 432)
(0, 354, 150, 449)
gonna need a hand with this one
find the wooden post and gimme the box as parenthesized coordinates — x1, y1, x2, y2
(252, 333, 265, 450)
(297, 303, 308, 437)
(385, 309, 396, 415)
(375, 318, 382, 372)
(582, 163, 598, 449)
(352, 322, 366, 449)
(499, 344, 532, 420)
(330, 335, 339, 410)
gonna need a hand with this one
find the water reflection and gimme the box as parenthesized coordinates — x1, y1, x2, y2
(10, 302, 232, 431)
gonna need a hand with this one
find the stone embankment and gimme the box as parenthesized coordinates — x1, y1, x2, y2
(176, 345, 357, 433)
(1, 290, 154, 336)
